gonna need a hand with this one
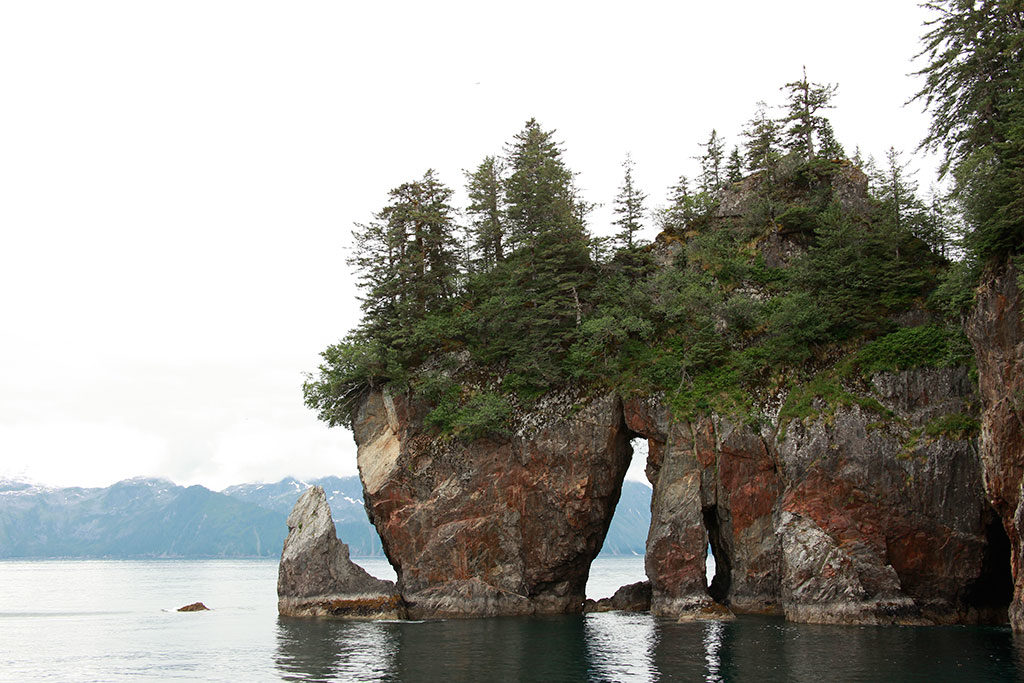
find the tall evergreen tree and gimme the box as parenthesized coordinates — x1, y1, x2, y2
(473, 119, 594, 386)
(780, 66, 838, 160)
(725, 146, 744, 183)
(612, 154, 647, 249)
(504, 118, 587, 251)
(659, 174, 692, 233)
(816, 119, 846, 159)
(921, 185, 956, 256)
(851, 146, 866, 169)
(873, 147, 921, 238)
(696, 129, 726, 193)
(464, 155, 506, 270)
(350, 170, 458, 348)
(914, 0, 1024, 259)
(742, 101, 782, 173)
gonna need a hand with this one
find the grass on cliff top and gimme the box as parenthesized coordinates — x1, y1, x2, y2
(853, 324, 972, 376)
(666, 366, 755, 424)
(777, 371, 894, 439)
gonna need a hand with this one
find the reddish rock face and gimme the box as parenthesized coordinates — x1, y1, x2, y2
(626, 368, 995, 625)
(967, 258, 1024, 630)
(351, 366, 997, 624)
(776, 374, 998, 625)
(352, 391, 631, 618)
(624, 401, 783, 616)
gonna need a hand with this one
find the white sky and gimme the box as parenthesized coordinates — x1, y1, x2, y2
(1, 1, 939, 490)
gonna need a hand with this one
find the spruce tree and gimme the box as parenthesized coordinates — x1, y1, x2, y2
(922, 185, 956, 256)
(873, 147, 921, 238)
(612, 153, 648, 249)
(660, 175, 692, 233)
(816, 119, 846, 160)
(350, 170, 458, 350)
(473, 119, 594, 387)
(851, 146, 866, 169)
(742, 101, 781, 173)
(725, 146, 744, 183)
(914, 0, 1024, 259)
(464, 155, 506, 270)
(696, 129, 725, 193)
(504, 118, 586, 251)
(780, 67, 838, 160)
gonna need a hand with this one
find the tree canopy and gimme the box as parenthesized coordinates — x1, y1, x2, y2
(306, 71, 972, 437)
(915, 0, 1024, 260)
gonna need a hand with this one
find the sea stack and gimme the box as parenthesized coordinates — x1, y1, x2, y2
(277, 485, 404, 619)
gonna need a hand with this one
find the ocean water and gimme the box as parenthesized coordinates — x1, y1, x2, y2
(0, 557, 1021, 681)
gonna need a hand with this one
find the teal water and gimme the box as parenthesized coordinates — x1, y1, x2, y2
(0, 558, 1020, 681)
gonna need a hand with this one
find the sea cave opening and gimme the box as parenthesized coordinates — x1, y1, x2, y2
(703, 505, 731, 604)
(963, 508, 1014, 621)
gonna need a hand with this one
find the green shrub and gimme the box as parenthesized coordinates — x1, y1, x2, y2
(855, 325, 957, 375)
(776, 204, 819, 234)
(451, 391, 512, 440)
(668, 367, 750, 421)
(422, 379, 512, 440)
(924, 413, 980, 440)
(778, 372, 894, 438)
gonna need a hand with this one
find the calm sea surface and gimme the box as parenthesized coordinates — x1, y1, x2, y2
(0, 557, 1021, 681)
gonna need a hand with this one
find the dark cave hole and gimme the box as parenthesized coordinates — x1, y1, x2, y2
(964, 510, 1014, 618)
(703, 505, 732, 605)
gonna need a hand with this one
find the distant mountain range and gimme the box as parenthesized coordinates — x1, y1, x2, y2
(0, 476, 651, 559)
(222, 475, 383, 556)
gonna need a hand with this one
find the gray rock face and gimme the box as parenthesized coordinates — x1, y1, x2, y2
(277, 486, 403, 619)
(779, 511, 920, 625)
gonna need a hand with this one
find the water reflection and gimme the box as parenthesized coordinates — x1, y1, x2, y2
(275, 613, 1023, 682)
(275, 618, 397, 682)
(703, 620, 724, 682)
(275, 615, 593, 681)
(584, 612, 658, 681)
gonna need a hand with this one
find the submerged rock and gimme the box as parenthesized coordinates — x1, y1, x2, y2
(277, 486, 404, 619)
(676, 602, 736, 623)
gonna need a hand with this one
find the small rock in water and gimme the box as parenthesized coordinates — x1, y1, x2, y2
(584, 580, 652, 613)
(177, 602, 209, 612)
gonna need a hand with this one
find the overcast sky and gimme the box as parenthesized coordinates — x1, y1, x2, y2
(1, 1, 940, 490)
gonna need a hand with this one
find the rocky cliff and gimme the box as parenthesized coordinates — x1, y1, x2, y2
(628, 367, 1004, 625)
(352, 389, 630, 618)
(338, 163, 1010, 625)
(967, 258, 1024, 630)
(351, 364, 1002, 624)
